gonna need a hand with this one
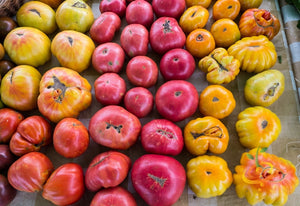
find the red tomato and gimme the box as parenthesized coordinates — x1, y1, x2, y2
(42, 163, 84, 206)
(155, 80, 199, 122)
(90, 186, 137, 206)
(0, 145, 16, 170)
(150, 17, 186, 54)
(126, 56, 158, 88)
(89, 12, 122, 44)
(131, 154, 186, 206)
(160, 48, 196, 80)
(92, 42, 125, 74)
(124, 87, 154, 118)
(120, 24, 149, 58)
(53, 118, 89, 158)
(99, 0, 127, 17)
(9, 115, 52, 156)
(0, 174, 17, 206)
(125, 0, 154, 28)
(85, 151, 131, 192)
(152, 0, 186, 19)
(0, 108, 24, 143)
(89, 105, 141, 150)
(7, 152, 54, 192)
(141, 119, 184, 155)
(94, 73, 126, 105)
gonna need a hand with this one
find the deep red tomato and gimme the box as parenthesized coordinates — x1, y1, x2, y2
(92, 42, 125, 74)
(126, 56, 158, 88)
(7, 152, 54, 192)
(0, 145, 16, 170)
(53, 118, 89, 158)
(42, 163, 84, 206)
(94, 73, 126, 105)
(152, 0, 186, 19)
(0, 108, 24, 143)
(90, 186, 137, 206)
(125, 0, 154, 28)
(141, 119, 184, 156)
(0, 174, 17, 206)
(120, 24, 149, 58)
(85, 151, 131, 192)
(124, 87, 154, 118)
(150, 17, 186, 54)
(155, 80, 199, 122)
(89, 105, 141, 150)
(99, 0, 127, 17)
(160, 48, 196, 80)
(9, 115, 52, 156)
(89, 12, 122, 44)
(131, 154, 186, 206)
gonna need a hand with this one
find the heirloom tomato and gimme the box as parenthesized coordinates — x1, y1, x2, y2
(236, 106, 281, 149)
(55, 0, 94, 33)
(0, 145, 16, 170)
(89, 105, 141, 150)
(0, 174, 17, 206)
(152, 0, 186, 19)
(239, 8, 281, 40)
(228, 35, 277, 73)
(8, 152, 54, 192)
(51, 30, 95, 73)
(212, 0, 241, 20)
(85, 151, 131, 192)
(125, 0, 154, 28)
(89, 12, 121, 44)
(198, 85, 236, 119)
(9, 115, 52, 156)
(244, 69, 285, 107)
(155, 80, 199, 122)
(1, 65, 41, 111)
(0, 17, 17, 43)
(0, 60, 15, 77)
(38, 67, 92, 123)
(179, 5, 209, 34)
(53, 118, 89, 158)
(0, 108, 23, 143)
(234, 148, 299, 206)
(141, 119, 184, 156)
(185, 0, 212, 8)
(91, 186, 137, 206)
(187, 155, 233, 198)
(150, 17, 186, 54)
(184, 116, 229, 155)
(4, 27, 51, 67)
(42, 163, 85, 206)
(94, 73, 126, 105)
(131, 154, 186, 206)
(100, 0, 127, 17)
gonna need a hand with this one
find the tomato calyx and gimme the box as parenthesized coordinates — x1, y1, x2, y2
(262, 11, 271, 21)
(105, 122, 123, 133)
(263, 82, 279, 100)
(261, 120, 268, 129)
(67, 36, 73, 46)
(49, 76, 67, 103)
(162, 20, 172, 33)
(190, 126, 223, 139)
(196, 34, 204, 42)
(147, 173, 167, 187)
(72, 1, 86, 8)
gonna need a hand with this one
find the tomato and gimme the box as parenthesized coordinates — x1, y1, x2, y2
(94, 73, 126, 105)
(42, 163, 85, 206)
(152, 0, 186, 19)
(0, 174, 17, 206)
(155, 80, 199, 122)
(0, 60, 15, 78)
(124, 87, 154, 118)
(7, 152, 54, 192)
(100, 0, 127, 17)
(150, 17, 186, 54)
(126, 56, 158, 88)
(92, 42, 125, 74)
(53, 118, 89, 158)
(0, 145, 16, 170)
(9, 115, 52, 156)
(141, 119, 184, 156)
(159, 48, 195, 81)
(213, 0, 241, 20)
(120, 24, 149, 58)
(38, 0, 64, 9)
(90, 186, 137, 206)
(131, 154, 186, 206)
(125, 0, 154, 28)
(89, 105, 141, 150)
(89, 12, 122, 44)
(0, 17, 17, 43)
(0, 108, 24, 143)
(85, 151, 131, 192)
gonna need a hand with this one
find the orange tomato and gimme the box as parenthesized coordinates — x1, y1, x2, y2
(185, 0, 212, 8)
(213, 0, 241, 20)
(186, 29, 215, 59)
(210, 18, 241, 48)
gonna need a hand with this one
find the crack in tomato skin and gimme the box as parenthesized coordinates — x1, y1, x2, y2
(29, 9, 41, 17)
(147, 173, 167, 188)
(90, 154, 109, 167)
(263, 82, 280, 100)
(72, 1, 86, 8)
(105, 122, 123, 133)
(156, 129, 175, 139)
(48, 76, 67, 103)
(162, 20, 172, 33)
(190, 126, 223, 139)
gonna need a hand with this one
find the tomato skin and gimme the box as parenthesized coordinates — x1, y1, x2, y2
(53, 118, 89, 158)
(131, 154, 186, 206)
(100, 0, 127, 17)
(42, 163, 84, 206)
(141, 119, 184, 156)
(7, 152, 54, 192)
(0, 108, 24, 143)
(125, 0, 154, 28)
(152, 0, 186, 19)
(85, 151, 131, 192)
(0, 174, 17, 206)
(0, 145, 16, 170)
